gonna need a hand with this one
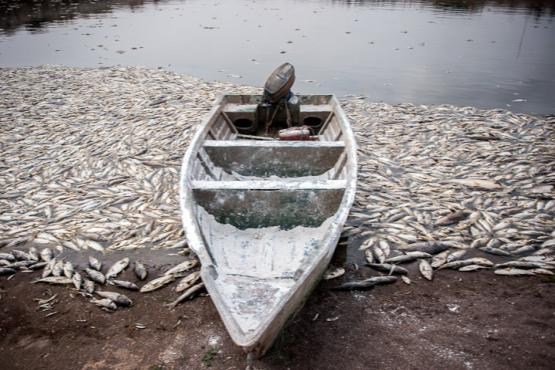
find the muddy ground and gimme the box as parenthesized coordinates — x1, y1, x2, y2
(0, 255, 554, 370)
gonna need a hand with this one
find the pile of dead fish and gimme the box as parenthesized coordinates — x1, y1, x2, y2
(331, 99, 555, 289)
(0, 66, 553, 297)
(0, 245, 203, 311)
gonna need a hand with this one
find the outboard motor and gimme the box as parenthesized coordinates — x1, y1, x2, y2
(256, 63, 301, 134)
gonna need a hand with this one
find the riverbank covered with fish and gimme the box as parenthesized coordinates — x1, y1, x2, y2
(0, 66, 554, 369)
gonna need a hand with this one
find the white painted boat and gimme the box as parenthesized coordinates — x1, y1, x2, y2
(179, 93, 357, 357)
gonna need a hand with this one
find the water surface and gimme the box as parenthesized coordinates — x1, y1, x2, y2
(0, 0, 554, 113)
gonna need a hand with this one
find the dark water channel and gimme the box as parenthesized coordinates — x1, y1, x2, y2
(0, 0, 554, 114)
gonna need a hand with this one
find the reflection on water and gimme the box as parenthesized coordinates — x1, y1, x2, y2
(0, 0, 554, 113)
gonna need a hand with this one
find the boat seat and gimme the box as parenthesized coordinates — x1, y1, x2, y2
(191, 179, 346, 190)
(202, 140, 345, 177)
(191, 179, 345, 229)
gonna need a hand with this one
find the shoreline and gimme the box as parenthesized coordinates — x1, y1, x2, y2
(0, 65, 553, 370)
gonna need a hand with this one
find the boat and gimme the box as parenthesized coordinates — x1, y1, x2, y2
(179, 64, 357, 357)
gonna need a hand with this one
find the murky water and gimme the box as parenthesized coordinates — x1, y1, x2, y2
(0, 0, 554, 113)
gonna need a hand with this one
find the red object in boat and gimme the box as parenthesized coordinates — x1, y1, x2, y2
(278, 126, 319, 141)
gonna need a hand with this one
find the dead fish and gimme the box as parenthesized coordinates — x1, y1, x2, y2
(8, 260, 36, 268)
(439, 258, 493, 270)
(88, 256, 102, 271)
(164, 260, 198, 276)
(72, 272, 82, 290)
(378, 239, 391, 258)
(42, 259, 56, 278)
(401, 275, 411, 284)
(105, 258, 130, 280)
(85, 268, 106, 284)
(28, 247, 40, 261)
(175, 271, 202, 293)
(96, 291, 132, 307)
(372, 246, 386, 264)
(385, 251, 431, 264)
(495, 261, 549, 269)
(0, 253, 15, 262)
(366, 263, 408, 275)
(494, 268, 535, 276)
(332, 276, 398, 291)
(419, 259, 433, 280)
(398, 241, 451, 255)
(134, 261, 148, 280)
(431, 250, 450, 268)
(512, 245, 536, 255)
(166, 282, 205, 308)
(110, 279, 139, 291)
(530, 268, 554, 276)
(83, 279, 95, 294)
(140, 274, 175, 293)
(0, 267, 16, 276)
(445, 250, 467, 263)
(446, 179, 502, 190)
(63, 261, 74, 278)
(32, 276, 73, 285)
(435, 210, 468, 226)
(323, 266, 345, 281)
(459, 264, 489, 272)
(12, 250, 31, 260)
(91, 298, 117, 310)
(28, 261, 47, 270)
(52, 260, 64, 277)
(479, 246, 512, 257)
(364, 249, 374, 264)
(40, 248, 54, 262)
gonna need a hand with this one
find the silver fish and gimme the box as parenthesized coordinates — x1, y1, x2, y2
(164, 260, 198, 276)
(72, 272, 83, 290)
(28, 247, 40, 261)
(96, 291, 132, 307)
(12, 250, 31, 261)
(39, 248, 53, 262)
(166, 282, 205, 308)
(175, 271, 202, 292)
(399, 241, 451, 255)
(419, 259, 433, 280)
(29, 261, 47, 270)
(105, 258, 130, 280)
(88, 256, 102, 271)
(63, 261, 74, 278)
(333, 276, 398, 291)
(85, 268, 106, 284)
(134, 261, 148, 280)
(435, 210, 468, 226)
(385, 251, 431, 264)
(459, 264, 489, 272)
(52, 260, 64, 277)
(110, 279, 139, 291)
(366, 263, 408, 275)
(495, 261, 549, 269)
(91, 298, 117, 310)
(140, 274, 175, 293)
(83, 279, 96, 294)
(494, 268, 535, 276)
(33, 276, 73, 285)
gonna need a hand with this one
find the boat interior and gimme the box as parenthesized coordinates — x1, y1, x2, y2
(190, 95, 348, 229)
(185, 94, 351, 343)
